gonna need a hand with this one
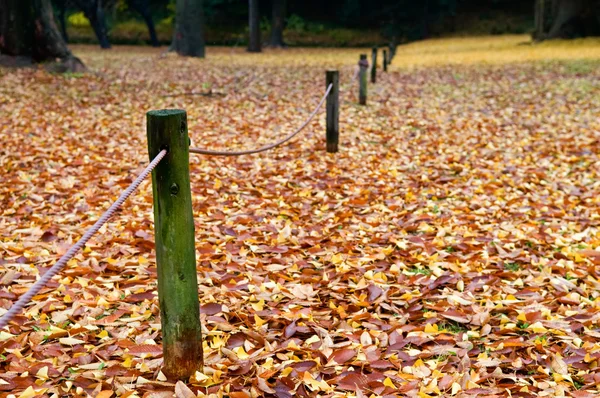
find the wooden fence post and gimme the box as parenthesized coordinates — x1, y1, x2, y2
(359, 54, 368, 105)
(147, 109, 203, 379)
(326, 70, 339, 153)
(383, 49, 388, 72)
(371, 47, 377, 83)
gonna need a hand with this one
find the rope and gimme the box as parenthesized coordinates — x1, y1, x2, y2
(0, 149, 168, 329)
(189, 83, 333, 156)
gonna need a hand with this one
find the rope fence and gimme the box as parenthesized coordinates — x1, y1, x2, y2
(0, 58, 395, 376)
(189, 83, 332, 156)
(0, 149, 168, 329)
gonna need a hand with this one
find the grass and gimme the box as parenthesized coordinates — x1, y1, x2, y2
(392, 35, 600, 68)
(67, 34, 600, 74)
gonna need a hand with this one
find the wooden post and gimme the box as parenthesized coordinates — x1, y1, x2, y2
(359, 54, 368, 106)
(326, 70, 339, 153)
(383, 49, 388, 72)
(371, 47, 377, 84)
(147, 109, 203, 379)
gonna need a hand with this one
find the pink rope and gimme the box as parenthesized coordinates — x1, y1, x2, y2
(189, 83, 333, 156)
(0, 149, 167, 329)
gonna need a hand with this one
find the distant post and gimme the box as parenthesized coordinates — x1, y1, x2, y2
(383, 49, 388, 72)
(358, 54, 368, 105)
(147, 109, 203, 379)
(326, 70, 339, 153)
(371, 47, 377, 83)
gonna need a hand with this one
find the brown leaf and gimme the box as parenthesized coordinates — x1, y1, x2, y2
(174, 381, 195, 398)
(330, 349, 357, 364)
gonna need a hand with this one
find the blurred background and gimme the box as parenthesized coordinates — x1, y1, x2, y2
(54, 0, 600, 48)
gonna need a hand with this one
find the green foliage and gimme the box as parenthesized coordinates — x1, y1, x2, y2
(286, 14, 306, 32)
(504, 262, 520, 271)
(68, 12, 90, 28)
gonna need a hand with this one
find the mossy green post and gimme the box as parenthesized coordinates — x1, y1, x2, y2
(146, 109, 203, 379)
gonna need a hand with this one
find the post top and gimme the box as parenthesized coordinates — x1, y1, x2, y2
(147, 109, 186, 117)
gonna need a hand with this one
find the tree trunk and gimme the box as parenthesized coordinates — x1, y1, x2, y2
(56, 0, 68, 42)
(74, 0, 111, 49)
(248, 0, 261, 52)
(171, 0, 205, 57)
(546, 0, 600, 39)
(0, 0, 85, 71)
(534, 0, 546, 41)
(128, 0, 160, 47)
(269, 0, 286, 47)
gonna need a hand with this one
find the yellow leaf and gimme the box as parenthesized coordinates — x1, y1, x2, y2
(59, 337, 85, 346)
(192, 371, 210, 383)
(383, 377, 396, 388)
(280, 367, 293, 377)
(122, 356, 133, 368)
(330, 253, 343, 265)
(36, 366, 48, 380)
(528, 322, 548, 333)
(19, 387, 45, 398)
(234, 346, 250, 360)
(451, 382, 461, 395)
(305, 335, 320, 345)
(251, 300, 265, 311)
(0, 331, 15, 341)
(254, 314, 266, 327)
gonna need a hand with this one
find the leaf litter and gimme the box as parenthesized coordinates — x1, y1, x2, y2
(0, 43, 600, 397)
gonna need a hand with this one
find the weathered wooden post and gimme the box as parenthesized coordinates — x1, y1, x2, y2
(359, 54, 368, 106)
(326, 70, 339, 153)
(383, 49, 388, 72)
(371, 47, 377, 83)
(147, 109, 203, 379)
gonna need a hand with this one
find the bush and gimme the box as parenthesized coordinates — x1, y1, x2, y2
(67, 12, 90, 28)
(66, 17, 384, 47)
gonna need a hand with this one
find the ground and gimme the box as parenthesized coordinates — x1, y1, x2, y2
(1, 35, 600, 397)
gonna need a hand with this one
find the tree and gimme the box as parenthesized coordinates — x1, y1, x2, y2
(171, 0, 206, 57)
(248, 0, 261, 52)
(269, 0, 286, 47)
(0, 0, 85, 71)
(128, 0, 160, 47)
(544, 0, 600, 39)
(73, 0, 111, 49)
(55, 0, 159, 48)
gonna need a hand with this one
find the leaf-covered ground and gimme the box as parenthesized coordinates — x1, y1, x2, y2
(1, 35, 600, 397)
